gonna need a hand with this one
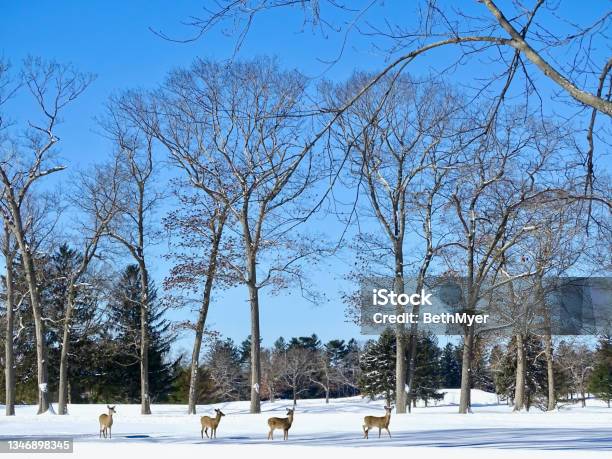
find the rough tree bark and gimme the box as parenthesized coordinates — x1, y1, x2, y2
(138, 259, 151, 415)
(187, 214, 225, 414)
(539, 274, 556, 411)
(57, 289, 75, 415)
(513, 333, 526, 411)
(459, 326, 474, 414)
(247, 253, 262, 414)
(3, 192, 51, 414)
(2, 225, 15, 416)
(544, 331, 555, 411)
(394, 241, 407, 413)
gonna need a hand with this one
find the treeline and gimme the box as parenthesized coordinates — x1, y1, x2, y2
(0, 245, 179, 406)
(360, 330, 612, 410)
(1, 235, 611, 410)
(171, 334, 360, 405)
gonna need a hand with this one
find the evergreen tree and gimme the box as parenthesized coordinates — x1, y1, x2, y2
(105, 265, 180, 403)
(239, 335, 252, 365)
(43, 245, 103, 403)
(440, 342, 461, 388)
(273, 337, 287, 352)
(588, 336, 612, 407)
(288, 334, 321, 352)
(325, 340, 348, 366)
(359, 329, 395, 405)
(412, 333, 443, 406)
(496, 334, 548, 409)
(471, 336, 495, 392)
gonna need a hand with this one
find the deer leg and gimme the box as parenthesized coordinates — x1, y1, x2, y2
(204, 427, 209, 438)
(386, 428, 391, 438)
(109, 427, 112, 439)
(378, 427, 381, 438)
(201, 428, 203, 439)
(268, 429, 273, 440)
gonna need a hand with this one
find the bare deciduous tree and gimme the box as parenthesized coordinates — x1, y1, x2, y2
(330, 73, 462, 413)
(1, 221, 18, 415)
(162, 187, 233, 414)
(101, 111, 161, 415)
(168, 1, 611, 210)
(119, 58, 327, 413)
(56, 160, 121, 414)
(445, 109, 562, 413)
(277, 346, 315, 406)
(0, 57, 92, 414)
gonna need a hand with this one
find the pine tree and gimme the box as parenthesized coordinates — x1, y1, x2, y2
(288, 334, 321, 352)
(440, 342, 461, 388)
(412, 333, 443, 406)
(496, 334, 548, 409)
(471, 336, 495, 392)
(42, 245, 103, 403)
(105, 265, 180, 403)
(359, 329, 395, 405)
(588, 336, 612, 407)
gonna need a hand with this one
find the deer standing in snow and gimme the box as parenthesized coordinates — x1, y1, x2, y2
(363, 406, 392, 439)
(267, 408, 294, 440)
(200, 408, 225, 439)
(99, 405, 116, 439)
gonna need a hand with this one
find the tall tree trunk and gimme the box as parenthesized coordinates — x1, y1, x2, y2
(57, 290, 75, 415)
(513, 333, 526, 411)
(247, 252, 261, 414)
(140, 263, 151, 415)
(406, 275, 427, 414)
(187, 298, 209, 415)
(187, 219, 224, 414)
(540, 281, 556, 411)
(459, 326, 474, 414)
(394, 244, 407, 414)
(405, 331, 417, 413)
(19, 242, 49, 414)
(3, 237, 15, 416)
(544, 329, 555, 411)
(9, 207, 50, 414)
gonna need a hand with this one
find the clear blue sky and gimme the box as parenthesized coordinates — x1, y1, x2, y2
(1, 0, 388, 354)
(1, 1, 606, 356)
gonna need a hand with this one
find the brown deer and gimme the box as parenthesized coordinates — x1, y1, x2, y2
(363, 406, 392, 439)
(200, 408, 225, 439)
(99, 405, 116, 439)
(267, 408, 294, 440)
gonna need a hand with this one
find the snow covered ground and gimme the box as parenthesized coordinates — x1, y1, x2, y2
(1, 389, 611, 458)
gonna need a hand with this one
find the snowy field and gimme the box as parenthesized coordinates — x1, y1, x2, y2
(1, 390, 611, 458)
